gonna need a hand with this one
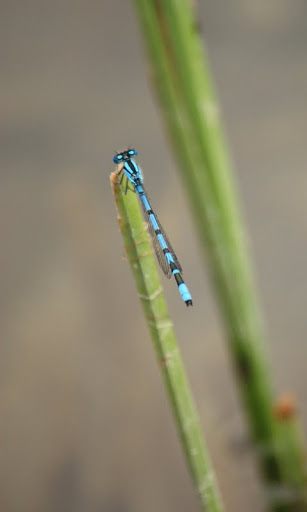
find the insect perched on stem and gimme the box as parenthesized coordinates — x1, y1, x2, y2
(113, 149, 193, 307)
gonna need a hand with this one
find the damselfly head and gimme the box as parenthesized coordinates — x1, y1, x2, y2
(113, 149, 138, 164)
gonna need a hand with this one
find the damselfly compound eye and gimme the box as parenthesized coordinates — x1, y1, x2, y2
(113, 153, 123, 163)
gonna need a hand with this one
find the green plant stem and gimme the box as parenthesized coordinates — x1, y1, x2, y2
(132, 1, 307, 510)
(110, 168, 224, 512)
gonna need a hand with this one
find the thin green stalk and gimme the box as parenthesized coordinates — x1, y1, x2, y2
(110, 168, 224, 512)
(132, 1, 307, 510)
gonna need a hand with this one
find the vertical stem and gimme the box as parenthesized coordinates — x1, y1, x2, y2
(111, 169, 224, 512)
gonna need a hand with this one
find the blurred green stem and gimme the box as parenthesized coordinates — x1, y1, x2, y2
(110, 168, 224, 512)
(132, 1, 307, 510)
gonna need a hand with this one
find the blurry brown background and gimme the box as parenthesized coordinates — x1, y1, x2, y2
(1, 2, 307, 511)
